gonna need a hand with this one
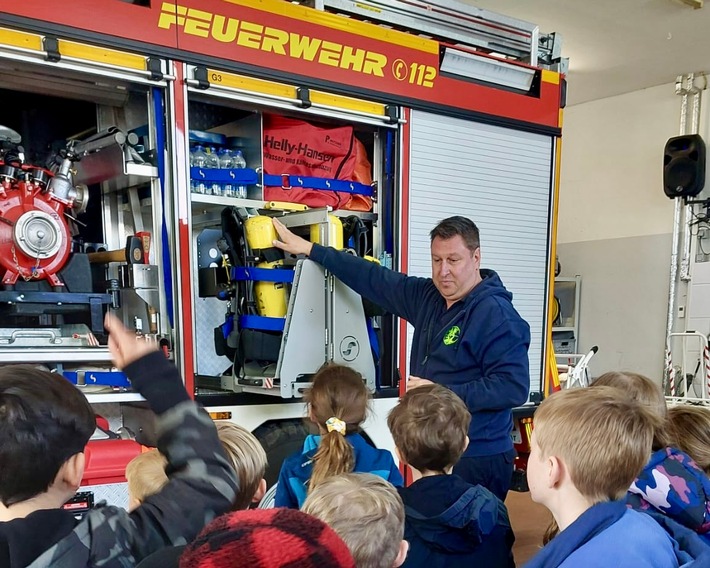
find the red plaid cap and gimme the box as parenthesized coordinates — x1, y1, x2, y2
(179, 507, 355, 568)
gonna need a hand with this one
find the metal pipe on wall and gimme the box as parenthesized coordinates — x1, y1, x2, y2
(681, 75, 702, 282)
(665, 74, 691, 392)
(665, 73, 706, 392)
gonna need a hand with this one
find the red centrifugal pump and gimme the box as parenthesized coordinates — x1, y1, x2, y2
(0, 127, 87, 287)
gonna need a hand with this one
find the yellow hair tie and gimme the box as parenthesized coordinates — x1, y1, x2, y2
(325, 417, 346, 435)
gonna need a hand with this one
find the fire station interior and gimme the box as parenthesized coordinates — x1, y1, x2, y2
(8, 0, 710, 565)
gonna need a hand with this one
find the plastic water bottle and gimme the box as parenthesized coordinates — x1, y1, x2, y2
(206, 147, 220, 196)
(378, 251, 393, 269)
(190, 145, 207, 194)
(232, 150, 247, 199)
(218, 148, 234, 198)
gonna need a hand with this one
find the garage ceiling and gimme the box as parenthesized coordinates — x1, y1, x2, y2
(463, 0, 710, 105)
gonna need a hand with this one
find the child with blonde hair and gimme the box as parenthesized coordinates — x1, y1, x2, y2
(215, 421, 268, 508)
(303, 473, 409, 568)
(274, 364, 402, 508)
(525, 387, 708, 567)
(133, 422, 269, 568)
(126, 421, 268, 511)
(592, 371, 671, 449)
(126, 449, 168, 510)
(668, 405, 710, 475)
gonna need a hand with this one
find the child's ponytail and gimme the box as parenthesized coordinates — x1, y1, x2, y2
(310, 417, 355, 489)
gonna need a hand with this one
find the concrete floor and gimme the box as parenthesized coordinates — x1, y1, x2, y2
(506, 490, 551, 565)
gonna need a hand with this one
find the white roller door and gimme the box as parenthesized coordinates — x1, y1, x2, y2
(406, 110, 554, 396)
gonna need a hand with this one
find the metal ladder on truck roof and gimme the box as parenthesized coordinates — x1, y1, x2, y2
(299, 0, 565, 70)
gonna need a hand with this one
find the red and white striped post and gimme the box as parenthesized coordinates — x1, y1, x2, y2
(666, 345, 676, 397)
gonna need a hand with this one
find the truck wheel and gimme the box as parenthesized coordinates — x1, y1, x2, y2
(253, 419, 312, 490)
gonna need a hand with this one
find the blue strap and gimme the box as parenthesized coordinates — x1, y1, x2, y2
(221, 316, 234, 339)
(384, 130, 394, 253)
(231, 267, 294, 283)
(366, 319, 381, 390)
(367, 319, 380, 361)
(191, 167, 258, 184)
(239, 315, 285, 332)
(152, 87, 174, 326)
(262, 173, 373, 197)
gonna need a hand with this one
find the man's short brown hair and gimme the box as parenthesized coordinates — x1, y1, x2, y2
(534, 386, 662, 502)
(303, 473, 404, 568)
(387, 384, 470, 472)
(430, 216, 480, 253)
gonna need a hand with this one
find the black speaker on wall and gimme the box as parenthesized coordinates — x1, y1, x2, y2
(663, 134, 706, 199)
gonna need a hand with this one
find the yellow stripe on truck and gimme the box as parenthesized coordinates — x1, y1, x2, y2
(57, 40, 146, 71)
(310, 90, 385, 116)
(222, 0, 439, 54)
(541, 69, 560, 84)
(0, 27, 43, 51)
(205, 69, 384, 116)
(207, 69, 297, 98)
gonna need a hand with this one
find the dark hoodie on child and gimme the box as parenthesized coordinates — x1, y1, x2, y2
(397, 474, 515, 568)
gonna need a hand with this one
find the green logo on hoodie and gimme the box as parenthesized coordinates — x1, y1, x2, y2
(443, 325, 461, 346)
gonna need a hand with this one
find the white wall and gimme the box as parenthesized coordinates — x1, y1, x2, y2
(558, 83, 677, 245)
(556, 82, 680, 379)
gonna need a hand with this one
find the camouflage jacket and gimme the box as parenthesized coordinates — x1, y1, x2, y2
(21, 352, 238, 567)
(628, 447, 710, 538)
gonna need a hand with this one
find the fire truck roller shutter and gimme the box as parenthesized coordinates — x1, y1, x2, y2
(406, 110, 554, 397)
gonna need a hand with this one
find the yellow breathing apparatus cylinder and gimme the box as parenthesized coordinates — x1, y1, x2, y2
(309, 215, 344, 250)
(244, 215, 288, 318)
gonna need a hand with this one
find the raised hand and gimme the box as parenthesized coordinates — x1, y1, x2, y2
(271, 217, 314, 257)
(105, 312, 159, 369)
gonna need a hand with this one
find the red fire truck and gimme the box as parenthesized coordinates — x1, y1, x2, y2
(0, 0, 564, 505)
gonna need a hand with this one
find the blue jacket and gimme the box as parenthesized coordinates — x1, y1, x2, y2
(628, 447, 710, 545)
(274, 432, 403, 508)
(309, 245, 530, 456)
(524, 501, 710, 568)
(398, 474, 514, 568)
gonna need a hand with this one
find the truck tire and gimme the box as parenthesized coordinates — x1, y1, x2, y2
(253, 419, 312, 489)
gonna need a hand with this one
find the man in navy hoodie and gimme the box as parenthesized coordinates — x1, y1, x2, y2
(272, 215, 530, 500)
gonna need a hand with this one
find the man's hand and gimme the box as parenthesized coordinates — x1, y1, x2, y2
(408, 376, 434, 390)
(272, 217, 314, 257)
(105, 313, 159, 369)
